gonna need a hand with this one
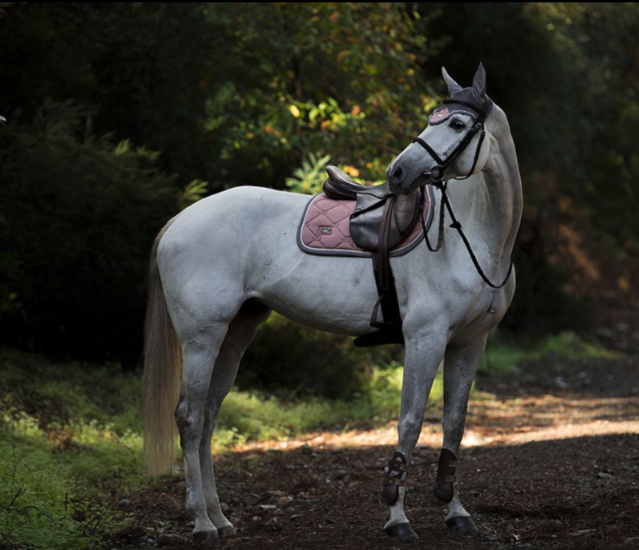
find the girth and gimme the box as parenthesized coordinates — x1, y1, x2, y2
(323, 166, 423, 347)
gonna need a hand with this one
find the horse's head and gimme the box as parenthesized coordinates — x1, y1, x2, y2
(388, 64, 494, 195)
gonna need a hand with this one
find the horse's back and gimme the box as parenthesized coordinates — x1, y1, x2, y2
(159, 186, 307, 263)
(157, 187, 309, 324)
(166, 186, 306, 239)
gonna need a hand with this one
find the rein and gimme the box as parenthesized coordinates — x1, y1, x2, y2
(412, 98, 514, 289)
(420, 182, 514, 289)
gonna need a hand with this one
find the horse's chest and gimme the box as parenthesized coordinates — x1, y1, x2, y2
(450, 287, 509, 342)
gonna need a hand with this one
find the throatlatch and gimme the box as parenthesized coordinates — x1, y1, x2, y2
(434, 448, 457, 503)
(380, 451, 409, 505)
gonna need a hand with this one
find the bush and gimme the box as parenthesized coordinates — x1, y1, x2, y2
(0, 349, 143, 550)
(238, 313, 400, 400)
(0, 100, 179, 361)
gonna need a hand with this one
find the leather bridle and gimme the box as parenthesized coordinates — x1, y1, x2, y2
(412, 97, 514, 290)
(411, 98, 491, 183)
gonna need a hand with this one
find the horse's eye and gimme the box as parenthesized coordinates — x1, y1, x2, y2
(449, 119, 466, 131)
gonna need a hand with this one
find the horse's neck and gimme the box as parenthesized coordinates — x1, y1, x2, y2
(448, 133, 523, 266)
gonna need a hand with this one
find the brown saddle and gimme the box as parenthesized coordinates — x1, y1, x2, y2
(323, 166, 424, 347)
(323, 166, 422, 251)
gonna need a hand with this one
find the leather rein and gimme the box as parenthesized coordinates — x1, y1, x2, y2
(412, 99, 514, 290)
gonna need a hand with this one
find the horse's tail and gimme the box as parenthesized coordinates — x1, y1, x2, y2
(143, 216, 181, 476)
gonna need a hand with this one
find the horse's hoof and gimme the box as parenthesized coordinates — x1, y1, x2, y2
(217, 525, 237, 544)
(446, 515, 478, 535)
(193, 529, 219, 546)
(384, 522, 419, 541)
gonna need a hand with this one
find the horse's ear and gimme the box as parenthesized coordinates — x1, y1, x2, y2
(442, 67, 463, 96)
(472, 63, 487, 100)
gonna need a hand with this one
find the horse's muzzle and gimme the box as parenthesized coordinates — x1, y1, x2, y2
(387, 162, 406, 194)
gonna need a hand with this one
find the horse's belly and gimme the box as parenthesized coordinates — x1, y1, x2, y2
(254, 253, 379, 335)
(247, 225, 379, 335)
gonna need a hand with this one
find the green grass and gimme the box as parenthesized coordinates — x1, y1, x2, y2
(0, 349, 426, 549)
(213, 364, 444, 448)
(479, 332, 614, 376)
(0, 351, 143, 550)
(0, 422, 137, 549)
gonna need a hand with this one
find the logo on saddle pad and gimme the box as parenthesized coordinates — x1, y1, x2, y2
(319, 227, 333, 235)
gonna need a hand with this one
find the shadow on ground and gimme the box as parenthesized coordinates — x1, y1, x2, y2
(113, 356, 639, 550)
(116, 433, 639, 550)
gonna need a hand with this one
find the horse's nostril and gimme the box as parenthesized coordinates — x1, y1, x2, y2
(393, 166, 404, 182)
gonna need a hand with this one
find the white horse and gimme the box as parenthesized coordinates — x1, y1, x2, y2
(143, 64, 522, 544)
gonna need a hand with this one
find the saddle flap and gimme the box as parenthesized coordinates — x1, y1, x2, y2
(350, 192, 421, 251)
(395, 192, 420, 235)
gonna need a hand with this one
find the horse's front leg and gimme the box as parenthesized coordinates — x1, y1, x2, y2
(435, 335, 487, 535)
(381, 331, 447, 541)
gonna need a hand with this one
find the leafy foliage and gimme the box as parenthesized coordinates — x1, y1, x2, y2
(0, 100, 179, 359)
(285, 153, 331, 195)
(0, 2, 217, 183)
(479, 331, 613, 377)
(0, 350, 143, 550)
(202, 2, 438, 187)
(179, 179, 210, 210)
(1, 1, 639, 359)
(239, 313, 397, 400)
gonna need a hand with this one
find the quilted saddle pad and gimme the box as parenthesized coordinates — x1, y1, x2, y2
(297, 186, 434, 258)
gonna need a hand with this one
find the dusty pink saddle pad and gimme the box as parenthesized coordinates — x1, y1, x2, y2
(297, 187, 435, 258)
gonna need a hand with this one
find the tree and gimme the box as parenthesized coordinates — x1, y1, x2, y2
(202, 2, 438, 188)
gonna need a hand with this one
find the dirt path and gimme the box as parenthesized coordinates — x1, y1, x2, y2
(117, 356, 639, 550)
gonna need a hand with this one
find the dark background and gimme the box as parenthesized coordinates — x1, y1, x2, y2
(1, 2, 638, 388)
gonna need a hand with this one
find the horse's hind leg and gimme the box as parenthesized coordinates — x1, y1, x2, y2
(175, 322, 230, 545)
(436, 335, 487, 535)
(199, 301, 271, 542)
